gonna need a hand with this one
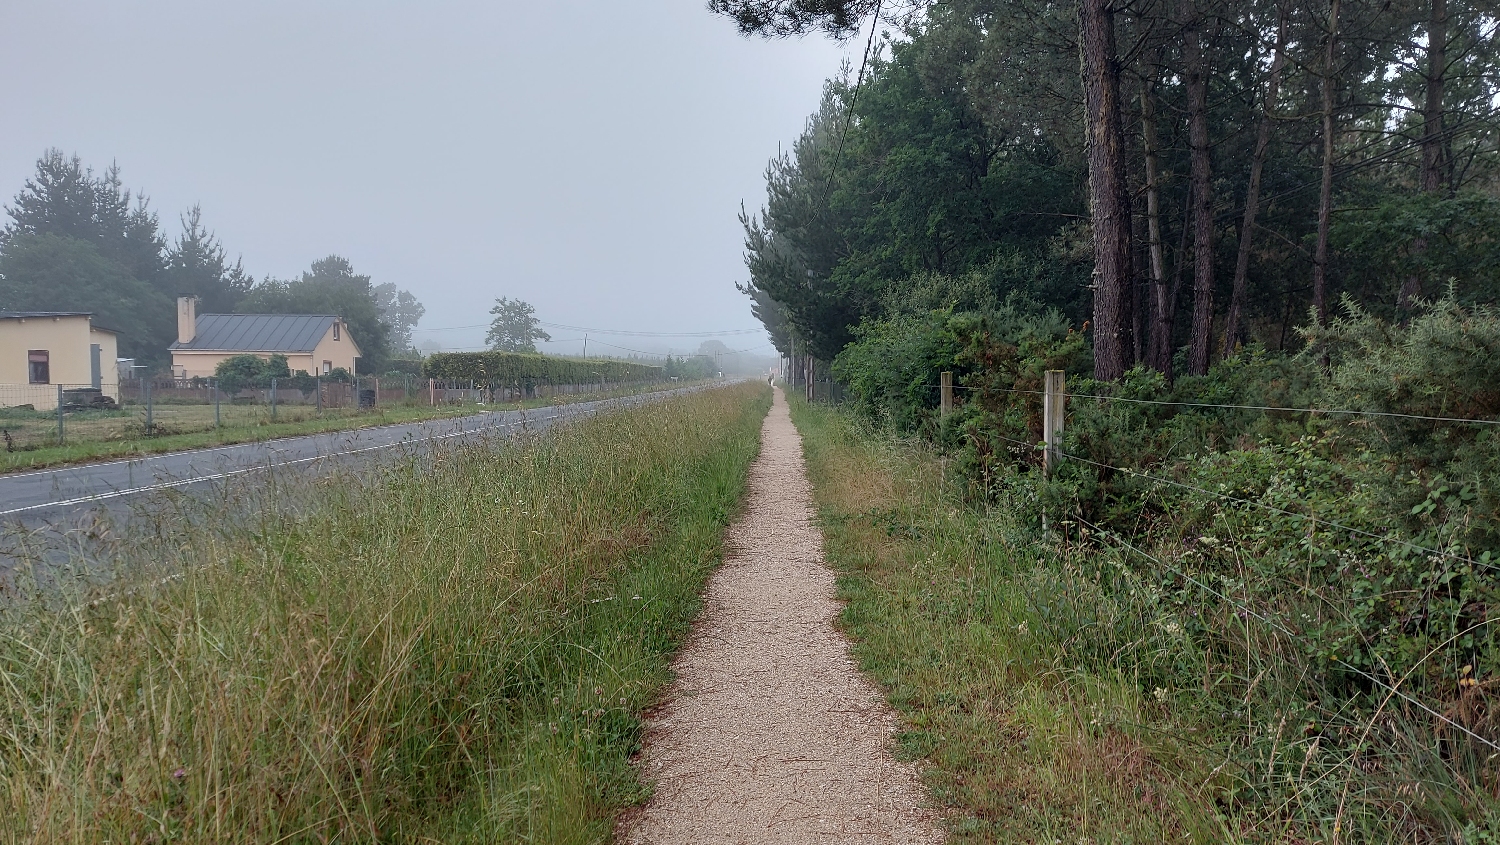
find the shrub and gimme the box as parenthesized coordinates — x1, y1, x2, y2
(422, 351, 661, 386)
(214, 354, 291, 394)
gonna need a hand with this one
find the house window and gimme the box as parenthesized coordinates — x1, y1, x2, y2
(333, 322, 340, 340)
(323, 360, 332, 374)
(27, 350, 49, 385)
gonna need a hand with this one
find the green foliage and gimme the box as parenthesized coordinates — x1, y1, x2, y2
(162, 206, 252, 314)
(835, 291, 1500, 832)
(0, 233, 173, 360)
(1331, 191, 1500, 311)
(1302, 293, 1500, 549)
(372, 282, 425, 352)
(379, 358, 424, 378)
(792, 396, 1500, 840)
(484, 297, 550, 353)
(1, 150, 165, 285)
(662, 354, 714, 381)
(421, 351, 661, 385)
(213, 354, 290, 394)
(832, 295, 1078, 440)
(738, 32, 1088, 360)
(0, 385, 769, 841)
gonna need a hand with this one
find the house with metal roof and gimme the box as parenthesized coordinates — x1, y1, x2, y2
(0, 311, 119, 409)
(168, 296, 361, 379)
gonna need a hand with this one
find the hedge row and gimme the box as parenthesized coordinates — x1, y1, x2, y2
(420, 352, 663, 384)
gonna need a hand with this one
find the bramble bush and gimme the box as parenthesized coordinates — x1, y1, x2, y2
(834, 294, 1500, 835)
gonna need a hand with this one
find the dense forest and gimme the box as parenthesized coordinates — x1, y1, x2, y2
(724, 0, 1500, 838)
(730, 0, 1498, 373)
(0, 150, 425, 372)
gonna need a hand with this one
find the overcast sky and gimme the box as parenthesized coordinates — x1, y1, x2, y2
(0, 1, 848, 357)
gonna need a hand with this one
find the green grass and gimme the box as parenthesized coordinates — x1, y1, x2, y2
(0, 381, 695, 474)
(788, 395, 1214, 843)
(789, 394, 1500, 843)
(0, 382, 770, 843)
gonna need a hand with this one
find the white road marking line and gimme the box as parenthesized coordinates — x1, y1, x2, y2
(0, 411, 513, 483)
(1, 388, 683, 517)
(0, 419, 534, 517)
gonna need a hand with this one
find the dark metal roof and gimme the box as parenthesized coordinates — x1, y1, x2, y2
(170, 314, 344, 353)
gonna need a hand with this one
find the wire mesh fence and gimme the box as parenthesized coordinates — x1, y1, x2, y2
(0, 374, 675, 454)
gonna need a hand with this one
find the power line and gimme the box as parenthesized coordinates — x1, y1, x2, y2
(824, 0, 884, 197)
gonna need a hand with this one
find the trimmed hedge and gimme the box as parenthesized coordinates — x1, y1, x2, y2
(420, 352, 663, 385)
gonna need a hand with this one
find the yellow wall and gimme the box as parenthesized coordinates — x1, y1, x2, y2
(0, 315, 119, 410)
(171, 320, 361, 380)
(310, 321, 361, 374)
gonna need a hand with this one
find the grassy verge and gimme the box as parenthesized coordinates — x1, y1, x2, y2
(793, 394, 1500, 842)
(0, 382, 769, 843)
(0, 381, 697, 474)
(788, 396, 1292, 843)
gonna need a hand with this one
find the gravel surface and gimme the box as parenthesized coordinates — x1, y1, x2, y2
(618, 388, 942, 844)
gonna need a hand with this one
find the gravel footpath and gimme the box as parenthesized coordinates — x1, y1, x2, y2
(617, 387, 942, 844)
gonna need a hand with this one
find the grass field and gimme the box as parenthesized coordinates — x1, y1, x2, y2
(0, 381, 696, 474)
(787, 394, 1490, 843)
(0, 382, 769, 843)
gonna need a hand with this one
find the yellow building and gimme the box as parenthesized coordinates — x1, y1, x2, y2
(0, 312, 119, 410)
(169, 296, 361, 379)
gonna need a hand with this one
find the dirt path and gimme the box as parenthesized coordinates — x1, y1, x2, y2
(618, 388, 942, 844)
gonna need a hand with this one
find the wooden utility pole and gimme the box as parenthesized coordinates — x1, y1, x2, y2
(1044, 370, 1066, 477)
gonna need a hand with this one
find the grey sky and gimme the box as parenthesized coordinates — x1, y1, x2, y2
(0, 1, 847, 358)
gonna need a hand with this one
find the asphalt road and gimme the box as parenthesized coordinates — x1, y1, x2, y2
(0, 384, 724, 574)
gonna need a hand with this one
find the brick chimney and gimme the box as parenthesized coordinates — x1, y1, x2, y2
(177, 296, 197, 345)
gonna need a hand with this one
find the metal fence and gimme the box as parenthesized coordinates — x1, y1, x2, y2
(0, 374, 667, 453)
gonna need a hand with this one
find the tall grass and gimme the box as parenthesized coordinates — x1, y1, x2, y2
(0, 382, 769, 843)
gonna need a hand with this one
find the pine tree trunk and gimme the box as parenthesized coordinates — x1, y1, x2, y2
(1312, 0, 1340, 326)
(1400, 0, 1446, 310)
(1223, 9, 1289, 356)
(1141, 59, 1174, 375)
(1184, 0, 1215, 376)
(1080, 0, 1134, 380)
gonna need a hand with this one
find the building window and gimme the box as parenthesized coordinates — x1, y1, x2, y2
(323, 360, 332, 374)
(28, 350, 49, 384)
(333, 322, 340, 340)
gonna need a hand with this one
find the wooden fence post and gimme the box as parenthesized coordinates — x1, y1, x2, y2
(940, 371, 953, 418)
(1044, 369, 1066, 477)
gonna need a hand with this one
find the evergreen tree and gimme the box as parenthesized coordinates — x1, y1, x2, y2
(162, 206, 251, 313)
